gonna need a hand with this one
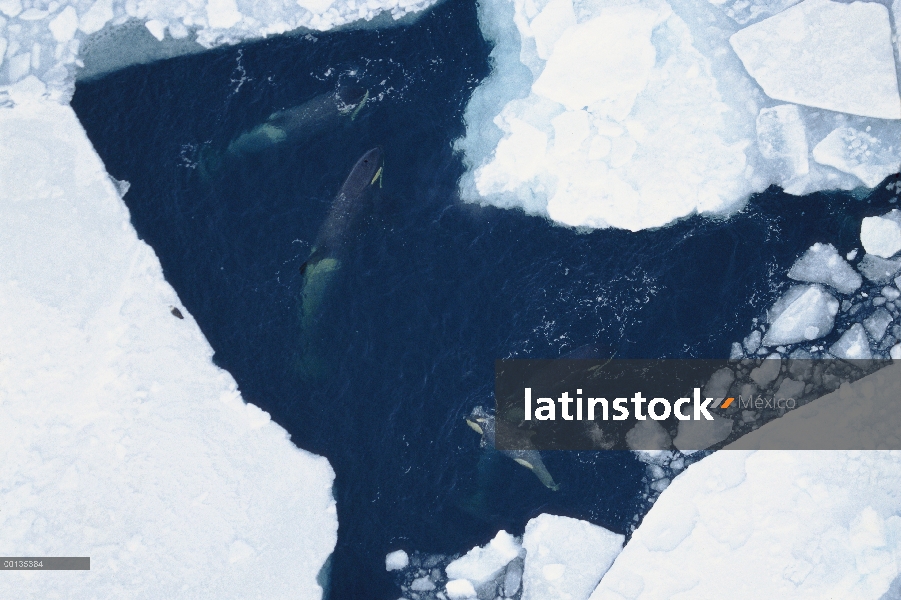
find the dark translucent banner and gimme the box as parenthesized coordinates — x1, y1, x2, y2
(0, 557, 90, 570)
(494, 358, 899, 451)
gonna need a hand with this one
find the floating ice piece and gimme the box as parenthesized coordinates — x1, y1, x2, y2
(445, 530, 522, 590)
(861, 210, 901, 259)
(744, 330, 762, 354)
(522, 514, 623, 600)
(145, 20, 167, 42)
(892, 344, 901, 360)
(206, 0, 244, 29)
(756, 104, 808, 182)
(457, 0, 759, 232)
(730, 0, 900, 119)
(411, 576, 436, 591)
(812, 128, 900, 188)
(446, 579, 478, 599)
(704, 367, 736, 402)
(788, 242, 862, 295)
(774, 376, 804, 401)
(504, 558, 524, 596)
(674, 414, 733, 453)
(829, 323, 873, 360)
(762, 284, 839, 345)
(626, 419, 672, 455)
(750, 353, 781, 386)
(385, 549, 409, 571)
(863, 308, 893, 343)
(857, 254, 901, 284)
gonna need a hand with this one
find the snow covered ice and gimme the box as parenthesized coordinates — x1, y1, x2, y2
(787, 242, 862, 295)
(0, 86, 337, 598)
(521, 514, 623, 600)
(445, 530, 523, 591)
(386, 549, 410, 571)
(729, 0, 900, 119)
(0, 0, 441, 97)
(762, 284, 839, 346)
(862, 210, 901, 259)
(455, 0, 901, 231)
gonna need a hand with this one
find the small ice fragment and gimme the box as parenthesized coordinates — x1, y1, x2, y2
(385, 550, 409, 571)
(857, 254, 901, 284)
(891, 344, 901, 360)
(49, 6, 80, 43)
(829, 323, 873, 360)
(750, 354, 781, 386)
(445, 579, 477, 599)
(445, 531, 521, 589)
(145, 20, 166, 41)
(813, 128, 900, 188)
(411, 576, 436, 591)
(863, 308, 893, 342)
(861, 210, 901, 259)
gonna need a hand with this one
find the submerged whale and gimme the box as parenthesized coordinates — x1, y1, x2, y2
(199, 83, 368, 178)
(466, 405, 560, 491)
(297, 147, 384, 373)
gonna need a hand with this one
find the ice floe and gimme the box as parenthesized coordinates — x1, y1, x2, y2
(521, 514, 623, 600)
(0, 0, 440, 97)
(456, 0, 901, 231)
(445, 530, 523, 592)
(730, 0, 900, 119)
(0, 87, 337, 599)
(386, 549, 410, 571)
(862, 210, 901, 259)
(762, 284, 839, 346)
(787, 242, 862, 295)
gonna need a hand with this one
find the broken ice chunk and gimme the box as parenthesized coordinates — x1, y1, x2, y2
(762, 284, 839, 345)
(861, 210, 901, 259)
(49, 7, 80, 43)
(756, 104, 808, 181)
(787, 242, 861, 294)
(522, 514, 623, 600)
(446, 579, 477, 599)
(863, 308, 893, 343)
(857, 254, 901, 284)
(729, 0, 901, 119)
(711, 0, 802, 25)
(145, 20, 167, 42)
(812, 128, 900, 188)
(828, 323, 873, 360)
(750, 353, 781, 386)
(445, 530, 522, 591)
(385, 549, 408, 571)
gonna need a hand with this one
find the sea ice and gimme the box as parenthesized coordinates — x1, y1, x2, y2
(591, 363, 901, 598)
(0, 89, 337, 599)
(864, 308, 893, 343)
(711, 0, 802, 24)
(829, 323, 873, 360)
(521, 514, 623, 600)
(787, 242, 862, 294)
(892, 344, 901, 360)
(730, 0, 900, 119)
(445, 530, 522, 590)
(858, 254, 901, 284)
(756, 104, 808, 183)
(813, 127, 900, 188)
(456, 0, 763, 232)
(385, 549, 409, 571)
(750, 353, 781, 386)
(861, 210, 901, 259)
(673, 413, 733, 453)
(446, 578, 478, 599)
(762, 284, 839, 346)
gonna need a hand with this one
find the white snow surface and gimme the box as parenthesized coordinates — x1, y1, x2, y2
(456, 0, 901, 231)
(522, 514, 624, 600)
(730, 0, 900, 119)
(0, 0, 440, 98)
(445, 530, 523, 589)
(0, 84, 337, 598)
(590, 366, 901, 599)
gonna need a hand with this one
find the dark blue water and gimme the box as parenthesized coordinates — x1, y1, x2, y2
(71, 0, 899, 596)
